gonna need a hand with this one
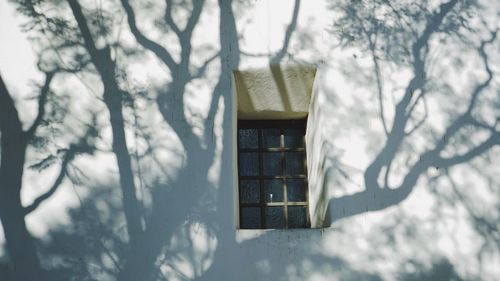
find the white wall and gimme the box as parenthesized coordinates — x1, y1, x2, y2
(1, 0, 499, 280)
(161, 0, 500, 280)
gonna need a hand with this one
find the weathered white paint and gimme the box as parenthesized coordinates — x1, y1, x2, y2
(234, 65, 316, 120)
(0, 0, 499, 280)
(305, 67, 329, 228)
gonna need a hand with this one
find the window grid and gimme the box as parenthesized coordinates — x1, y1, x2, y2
(238, 120, 310, 229)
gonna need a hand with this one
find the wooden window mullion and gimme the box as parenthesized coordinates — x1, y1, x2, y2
(281, 128, 288, 229)
(238, 119, 309, 229)
(258, 127, 265, 229)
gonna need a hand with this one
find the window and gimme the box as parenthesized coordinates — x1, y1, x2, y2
(238, 119, 310, 229)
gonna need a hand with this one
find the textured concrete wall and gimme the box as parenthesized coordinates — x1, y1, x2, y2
(1, 0, 499, 280)
(234, 65, 316, 120)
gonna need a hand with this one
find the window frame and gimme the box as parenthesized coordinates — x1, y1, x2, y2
(237, 119, 310, 229)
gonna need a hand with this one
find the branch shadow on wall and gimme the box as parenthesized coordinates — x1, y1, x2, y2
(1, 0, 499, 281)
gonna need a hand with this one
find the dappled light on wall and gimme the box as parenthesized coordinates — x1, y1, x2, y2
(234, 64, 316, 120)
(0, 0, 499, 280)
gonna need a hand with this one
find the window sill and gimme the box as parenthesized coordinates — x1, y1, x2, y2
(234, 226, 331, 243)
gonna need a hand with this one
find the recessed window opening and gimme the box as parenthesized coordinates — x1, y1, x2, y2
(238, 119, 310, 229)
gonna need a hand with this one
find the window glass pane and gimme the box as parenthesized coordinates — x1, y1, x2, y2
(239, 153, 259, 176)
(263, 153, 281, 176)
(239, 129, 258, 149)
(284, 128, 304, 148)
(237, 121, 309, 229)
(287, 179, 306, 202)
(240, 180, 260, 204)
(288, 206, 307, 228)
(285, 152, 305, 175)
(241, 207, 261, 229)
(262, 129, 281, 148)
(264, 179, 283, 203)
(264, 207, 284, 228)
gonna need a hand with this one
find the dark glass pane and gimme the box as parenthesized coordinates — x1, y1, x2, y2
(239, 129, 258, 149)
(239, 153, 259, 176)
(285, 152, 305, 175)
(264, 207, 284, 228)
(262, 129, 281, 148)
(287, 179, 306, 202)
(264, 179, 283, 203)
(240, 180, 260, 204)
(263, 153, 282, 176)
(289, 206, 307, 228)
(284, 128, 304, 148)
(241, 207, 261, 229)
